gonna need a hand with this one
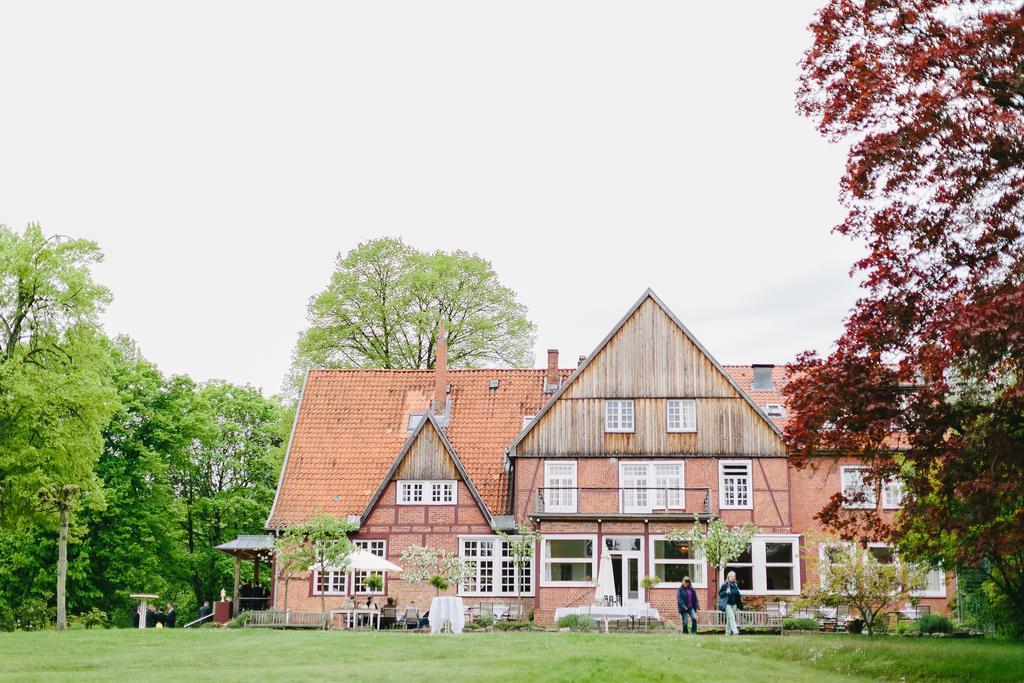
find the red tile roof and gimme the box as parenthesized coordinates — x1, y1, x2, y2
(266, 368, 572, 528)
(268, 364, 792, 529)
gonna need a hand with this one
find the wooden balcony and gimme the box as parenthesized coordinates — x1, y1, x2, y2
(532, 487, 712, 520)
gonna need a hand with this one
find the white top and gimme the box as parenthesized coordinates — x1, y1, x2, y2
(428, 596, 465, 634)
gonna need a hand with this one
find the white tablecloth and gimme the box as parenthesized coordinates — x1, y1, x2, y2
(554, 605, 660, 630)
(429, 596, 465, 634)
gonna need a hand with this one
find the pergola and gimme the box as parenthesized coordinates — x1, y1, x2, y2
(214, 534, 275, 616)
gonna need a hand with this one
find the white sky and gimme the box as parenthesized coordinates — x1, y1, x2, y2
(0, 1, 861, 395)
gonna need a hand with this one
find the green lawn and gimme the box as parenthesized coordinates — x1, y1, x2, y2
(0, 630, 1020, 682)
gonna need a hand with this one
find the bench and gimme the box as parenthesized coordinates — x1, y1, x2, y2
(696, 610, 783, 634)
(245, 609, 329, 629)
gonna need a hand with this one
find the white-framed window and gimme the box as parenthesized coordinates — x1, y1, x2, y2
(541, 535, 596, 587)
(543, 461, 577, 513)
(841, 465, 877, 508)
(619, 461, 684, 512)
(312, 568, 348, 595)
(605, 399, 635, 433)
(723, 534, 800, 595)
(765, 404, 786, 418)
(459, 536, 533, 596)
(397, 480, 456, 505)
(821, 542, 945, 598)
(649, 536, 706, 588)
(666, 399, 697, 433)
(882, 479, 904, 509)
(719, 460, 753, 510)
(353, 539, 386, 594)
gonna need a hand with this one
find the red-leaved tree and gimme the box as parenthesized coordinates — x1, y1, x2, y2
(786, 0, 1024, 633)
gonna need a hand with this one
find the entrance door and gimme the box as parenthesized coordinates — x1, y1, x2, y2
(605, 537, 644, 606)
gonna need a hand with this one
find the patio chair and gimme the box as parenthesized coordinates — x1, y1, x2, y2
(503, 602, 522, 621)
(381, 607, 398, 629)
(404, 607, 420, 630)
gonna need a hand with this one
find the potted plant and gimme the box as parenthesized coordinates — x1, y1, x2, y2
(364, 573, 384, 594)
(428, 575, 449, 596)
(640, 576, 658, 591)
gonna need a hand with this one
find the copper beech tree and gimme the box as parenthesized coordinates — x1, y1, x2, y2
(786, 0, 1024, 632)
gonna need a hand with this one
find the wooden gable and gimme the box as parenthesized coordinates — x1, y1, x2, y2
(512, 291, 786, 457)
(360, 414, 492, 524)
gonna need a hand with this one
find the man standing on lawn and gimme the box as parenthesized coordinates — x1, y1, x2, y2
(676, 576, 700, 634)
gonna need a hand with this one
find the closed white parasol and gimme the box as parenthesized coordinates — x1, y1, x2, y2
(595, 553, 616, 603)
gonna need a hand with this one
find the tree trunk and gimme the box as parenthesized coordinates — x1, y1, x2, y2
(55, 506, 69, 631)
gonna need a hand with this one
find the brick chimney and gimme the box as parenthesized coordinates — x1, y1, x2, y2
(544, 349, 559, 393)
(434, 321, 448, 415)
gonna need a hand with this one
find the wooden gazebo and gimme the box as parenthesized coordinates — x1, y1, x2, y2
(214, 534, 275, 616)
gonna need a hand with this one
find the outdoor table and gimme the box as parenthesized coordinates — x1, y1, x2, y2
(330, 607, 380, 630)
(429, 596, 465, 634)
(554, 605, 660, 632)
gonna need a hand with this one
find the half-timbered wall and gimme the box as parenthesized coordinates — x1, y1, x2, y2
(515, 297, 785, 457)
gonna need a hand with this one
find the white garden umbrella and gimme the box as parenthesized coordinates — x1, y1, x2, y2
(595, 553, 616, 603)
(347, 549, 403, 573)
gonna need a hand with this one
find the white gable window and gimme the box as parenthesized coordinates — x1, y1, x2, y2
(605, 400, 635, 433)
(666, 399, 697, 432)
(765, 404, 786, 418)
(543, 461, 577, 513)
(397, 480, 456, 505)
(719, 460, 753, 510)
(841, 466, 877, 508)
(619, 461, 684, 513)
(882, 479, 904, 509)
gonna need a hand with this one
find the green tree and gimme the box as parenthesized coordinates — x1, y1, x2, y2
(669, 519, 758, 587)
(170, 381, 284, 609)
(287, 237, 536, 391)
(0, 224, 117, 630)
(801, 539, 926, 636)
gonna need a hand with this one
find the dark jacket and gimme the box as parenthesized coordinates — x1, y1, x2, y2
(718, 581, 743, 610)
(676, 585, 700, 612)
(199, 604, 211, 620)
(165, 609, 176, 628)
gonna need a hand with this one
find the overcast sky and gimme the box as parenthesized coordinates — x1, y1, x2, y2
(0, 1, 861, 394)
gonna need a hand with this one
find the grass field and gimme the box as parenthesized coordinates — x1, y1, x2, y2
(0, 629, 1021, 682)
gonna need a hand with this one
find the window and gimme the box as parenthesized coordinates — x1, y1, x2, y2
(397, 480, 456, 505)
(353, 540, 386, 594)
(619, 461, 684, 513)
(666, 399, 697, 432)
(765, 403, 786, 418)
(459, 537, 533, 596)
(605, 400, 634, 433)
(752, 365, 774, 391)
(541, 536, 595, 586)
(841, 466, 877, 508)
(820, 543, 946, 598)
(882, 479, 904, 509)
(719, 460, 752, 509)
(723, 535, 800, 595)
(312, 569, 348, 595)
(650, 537, 706, 587)
(543, 461, 577, 513)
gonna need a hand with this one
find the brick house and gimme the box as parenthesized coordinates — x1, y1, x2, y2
(266, 289, 951, 622)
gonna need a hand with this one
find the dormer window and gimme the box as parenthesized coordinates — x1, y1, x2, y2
(752, 365, 774, 391)
(765, 404, 786, 418)
(667, 399, 697, 432)
(398, 480, 456, 505)
(605, 400, 634, 433)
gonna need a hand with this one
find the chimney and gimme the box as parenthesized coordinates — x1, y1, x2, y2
(434, 321, 448, 414)
(544, 349, 559, 393)
(578, 354, 586, 367)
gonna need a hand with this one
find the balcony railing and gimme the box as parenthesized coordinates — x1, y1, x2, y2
(535, 487, 711, 515)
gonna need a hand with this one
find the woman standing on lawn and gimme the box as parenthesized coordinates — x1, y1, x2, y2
(718, 571, 743, 635)
(676, 577, 700, 635)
